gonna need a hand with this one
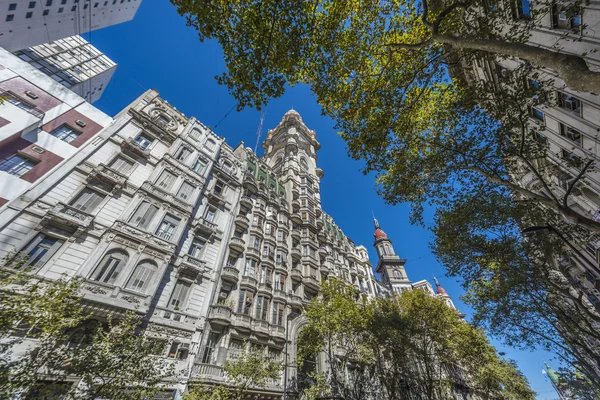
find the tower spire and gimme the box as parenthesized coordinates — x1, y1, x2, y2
(434, 276, 448, 295)
(372, 210, 380, 229)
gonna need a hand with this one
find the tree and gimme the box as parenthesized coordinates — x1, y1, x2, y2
(297, 279, 535, 400)
(0, 261, 172, 399)
(185, 346, 282, 400)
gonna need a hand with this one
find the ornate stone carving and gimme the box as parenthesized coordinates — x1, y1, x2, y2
(121, 295, 140, 304)
(84, 285, 108, 295)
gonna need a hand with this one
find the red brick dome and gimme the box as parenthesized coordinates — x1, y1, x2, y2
(374, 228, 387, 240)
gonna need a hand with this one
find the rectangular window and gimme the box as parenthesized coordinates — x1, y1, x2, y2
(26, 11, 32, 17)
(558, 92, 582, 117)
(272, 302, 285, 326)
(530, 107, 544, 121)
(108, 156, 134, 174)
(237, 289, 254, 315)
(156, 170, 177, 191)
(193, 158, 207, 174)
(9, 3, 17, 10)
(168, 280, 191, 310)
(204, 206, 217, 222)
(19, 234, 63, 270)
(6, 94, 34, 111)
(189, 239, 205, 258)
(57, 7, 62, 11)
(176, 146, 192, 162)
(129, 201, 159, 229)
(244, 259, 256, 278)
(214, 180, 225, 195)
(28, 1, 36, 8)
(49, 124, 80, 143)
(561, 149, 583, 168)
(6, 14, 14, 20)
(42, 9, 48, 15)
(274, 272, 284, 291)
(255, 295, 269, 321)
(176, 181, 195, 202)
(69, 188, 105, 213)
(0, 155, 36, 177)
(134, 133, 153, 150)
(156, 214, 180, 241)
(560, 124, 583, 145)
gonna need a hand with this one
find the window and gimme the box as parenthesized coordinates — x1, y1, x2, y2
(134, 133, 153, 150)
(193, 158, 207, 174)
(202, 332, 218, 363)
(108, 156, 134, 174)
(558, 92, 582, 116)
(167, 341, 189, 360)
(19, 234, 63, 270)
(176, 146, 192, 162)
(560, 124, 583, 145)
(255, 295, 269, 321)
(57, 7, 62, 11)
(49, 124, 80, 143)
(42, 9, 48, 15)
(28, 1, 36, 7)
(530, 107, 544, 121)
(177, 181, 195, 202)
(156, 214, 180, 241)
(156, 170, 177, 191)
(9, 3, 16, 10)
(243, 259, 257, 277)
(26, 11, 32, 17)
(213, 180, 225, 195)
(237, 289, 254, 314)
(552, 4, 582, 30)
(252, 215, 264, 228)
(6, 94, 34, 111)
(514, 0, 531, 19)
(561, 149, 583, 168)
(249, 235, 262, 250)
(91, 250, 128, 284)
(71, 5, 75, 10)
(168, 280, 191, 310)
(129, 201, 159, 229)
(69, 188, 105, 213)
(0, 155, 35, 177)
(274, 272, 285, 291)
(259, 265, 272, 284)
(300, 158, 309, 171)
(6, 14, 14, 20)
(272, 302, 285, 326)
(204, 206, 217, 223)
(189, 239, 205, 258)
(125, 261, 156, 292)
(93, 1, 98, 6)
(204, 139, 217, 151)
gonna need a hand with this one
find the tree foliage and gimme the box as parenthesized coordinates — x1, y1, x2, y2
(185, 346, 282, 400)
(297, 279, 535, 400)
(0, 261, 172, 399)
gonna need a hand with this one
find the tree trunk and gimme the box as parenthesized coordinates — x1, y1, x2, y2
(433, 34, 600, 94)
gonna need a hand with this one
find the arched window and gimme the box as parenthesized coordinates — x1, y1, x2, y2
(91, 250, 128, 284)
(223, 160, 234, 174)
(393, 269, 401, 278)
(204, 139, 217, 152)
(300, 158, 309, 171)
(276, 155, 283, 165)
(125, 260, 157, 293)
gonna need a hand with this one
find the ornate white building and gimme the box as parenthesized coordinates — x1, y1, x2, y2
(0, 88, 456, 398)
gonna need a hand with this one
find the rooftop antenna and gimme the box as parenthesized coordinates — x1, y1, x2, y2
(254, 110, 266, 154)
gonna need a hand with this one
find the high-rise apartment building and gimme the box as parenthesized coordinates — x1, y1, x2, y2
(0, 46, 112, 207)
(0, 0, 142, 52)
(0, 81, 457, 397)
(14, 35, 117, 103)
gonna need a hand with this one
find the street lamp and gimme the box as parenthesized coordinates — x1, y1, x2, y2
(283, 311, 301, 400)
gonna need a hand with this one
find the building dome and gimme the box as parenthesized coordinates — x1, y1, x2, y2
(436, 285, 447, 295)
(374, 228, 387, 240)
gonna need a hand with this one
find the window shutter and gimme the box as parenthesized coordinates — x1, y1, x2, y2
(177, 182, 194, 200)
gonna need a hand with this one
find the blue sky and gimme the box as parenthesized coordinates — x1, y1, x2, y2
(86, 0, 560, 397)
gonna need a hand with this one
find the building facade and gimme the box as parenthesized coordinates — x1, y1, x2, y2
(14, 35, 117, 103)
(0, 0, 142, 52)
(0, 46, 112, 207)
(0, 83, 457, 397)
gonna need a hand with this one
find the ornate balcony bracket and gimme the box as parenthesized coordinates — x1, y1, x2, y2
(41, 202, 94, 240)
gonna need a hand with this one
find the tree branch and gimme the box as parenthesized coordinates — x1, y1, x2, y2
(563, 159, 594, 208)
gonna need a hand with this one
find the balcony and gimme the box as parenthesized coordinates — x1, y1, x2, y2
(207, 305, 232, 326)
(320, 264, 330, 276)
(178, 254, 207, 279)
(290, 268, 302, 281)
(289, 293, 303, 308)
(317, 231, 327, 243)
(318, 247, 328, 257)
(273, 288, 287, 302)
(358, 268, 366, 277)
(232, 313, 252, 331)
(155, 306, 199, 329)
(229, 237, 246, 253)
(246, 247, 261, 259)
(206, 189, 227, 206)
(121, 137, 151, 159)
(291, 247, 301, 260)
(45, 202, 94, 235)
(243, 174, 258, 193)
(89, 164, 127, 189)
(290, 214, 302, 224)
(235, 214, 250, 230)
(254, 320, 270, 337)
(303, 275, 320, 290)
(258, 281, 273, 294)
(291, 229, 301, 240)
(291, 199, 300, 210)
(194, 217, 218, 236)
(221, 267, 240, 284)
(240, 196, 253, 211)
(270, 324, 286, 341)
(316, 219, 324, 229)
(240, 275, 258, 289)
(192, 363, 225, 380)
(140, 181, 193, 213)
